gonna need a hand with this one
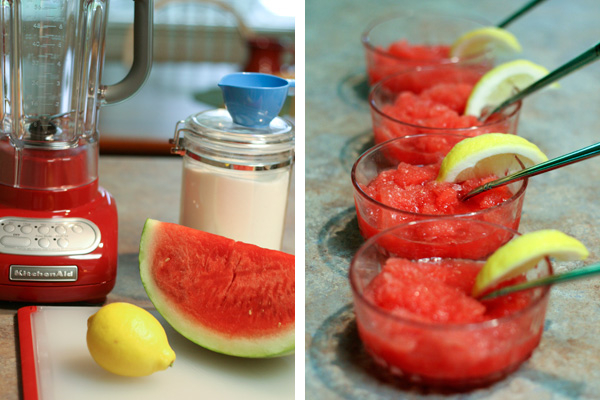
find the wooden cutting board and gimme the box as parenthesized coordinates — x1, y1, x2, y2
(18, 306, 295, 400)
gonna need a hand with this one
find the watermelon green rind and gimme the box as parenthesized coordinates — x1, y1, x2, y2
(139, 219, 295, 358)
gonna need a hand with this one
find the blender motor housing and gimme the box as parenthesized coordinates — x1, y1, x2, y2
(0, 178, 118, 303)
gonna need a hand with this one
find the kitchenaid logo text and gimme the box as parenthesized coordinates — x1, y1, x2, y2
(9, 265, 78, 282)
(12, 269, 74, 278)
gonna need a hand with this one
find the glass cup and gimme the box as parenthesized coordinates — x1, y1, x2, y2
(369, 64, 522, 145)
(350, 219, 552, 388)
(351, 134, 528, 244)
(362, 12, 494, 85)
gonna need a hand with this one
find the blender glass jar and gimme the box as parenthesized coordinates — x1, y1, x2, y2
(0, 0, 152, 191)
(0, 0, 110, 190)
(172, 109, 294, 251)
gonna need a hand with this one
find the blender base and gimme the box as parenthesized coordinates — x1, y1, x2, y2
(0, 280, 115, 304)
(0, 182, 118, 303)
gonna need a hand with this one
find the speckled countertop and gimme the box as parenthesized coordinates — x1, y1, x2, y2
(305, 0, 600, 399)
(0, 155, 295, 400)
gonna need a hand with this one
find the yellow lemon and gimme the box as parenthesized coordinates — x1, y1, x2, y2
(449, 26, 522, 58)
(86, 302, 176, 377)
(436, 133, 548, 183)
(472, 230, 589, 297)
(465, 59, 553, 116)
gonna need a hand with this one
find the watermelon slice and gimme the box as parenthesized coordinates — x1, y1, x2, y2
(139, 219, 295, 358)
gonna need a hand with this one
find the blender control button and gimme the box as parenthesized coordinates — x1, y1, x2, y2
(57, 238, 68, 248)
(3, 224, 16, 233)
(21, 225, 33, 234)
(38, 238, 51, 248)
(72, 225, 84, 234)
(1, 236, 31, 247)
(38, 226, 50, 235)
(55, 225, 67, 235)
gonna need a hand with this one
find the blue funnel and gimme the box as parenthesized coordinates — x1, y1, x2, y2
(218, 72, 294, 128)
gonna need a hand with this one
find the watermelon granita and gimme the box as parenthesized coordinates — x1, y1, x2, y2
(362, 13, 495, 85)
(365, 39, 452, 84)
(369, 65, 521, 145)
(351, 143, 527, 258)
(350, 256, 551, 388)
(362, 161, 515, 218)
(139, 219, 294, 358)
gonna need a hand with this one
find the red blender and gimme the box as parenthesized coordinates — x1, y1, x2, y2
(0, 0, 153, 303)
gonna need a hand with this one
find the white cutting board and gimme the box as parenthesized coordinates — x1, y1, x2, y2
(19, 306, 295, 400)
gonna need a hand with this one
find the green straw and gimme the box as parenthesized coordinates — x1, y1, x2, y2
(480, 41, 600, 120)
(462, 141, 600, 201)
(480, 262, 600, 300)
(497, 0, 547, 28)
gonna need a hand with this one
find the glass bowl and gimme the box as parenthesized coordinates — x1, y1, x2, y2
(351, 134, 528, 246)
(362, 12, 494, 85)
(369, 64, 522, 145)
(349, 219, 552, 389)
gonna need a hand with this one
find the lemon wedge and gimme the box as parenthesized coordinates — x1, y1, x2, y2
(465, 59, 553, 116)
(472, 230, 589, 297)
(436, 133, 548, 182)
(449, 27, 522, 59)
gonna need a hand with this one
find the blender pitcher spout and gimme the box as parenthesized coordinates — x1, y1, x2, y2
(101, 0, 153, 105)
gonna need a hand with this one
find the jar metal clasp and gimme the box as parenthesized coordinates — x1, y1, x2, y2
(169, 119, 187, 155)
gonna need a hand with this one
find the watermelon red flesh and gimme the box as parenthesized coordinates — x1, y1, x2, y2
(366, 268, 486, 323)
(365, 258, 533, 324)
(139, 219, 295, 358)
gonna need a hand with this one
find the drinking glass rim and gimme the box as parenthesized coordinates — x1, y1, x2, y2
(350, 133, 528, 218)
(368, 66, 523, 132)
(349, 218, 552, 331)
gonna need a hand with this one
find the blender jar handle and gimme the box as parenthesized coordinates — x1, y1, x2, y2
(101, 0, 154, 105)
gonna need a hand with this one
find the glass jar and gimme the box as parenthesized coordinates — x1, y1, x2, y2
(171, 109, 294, 251)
